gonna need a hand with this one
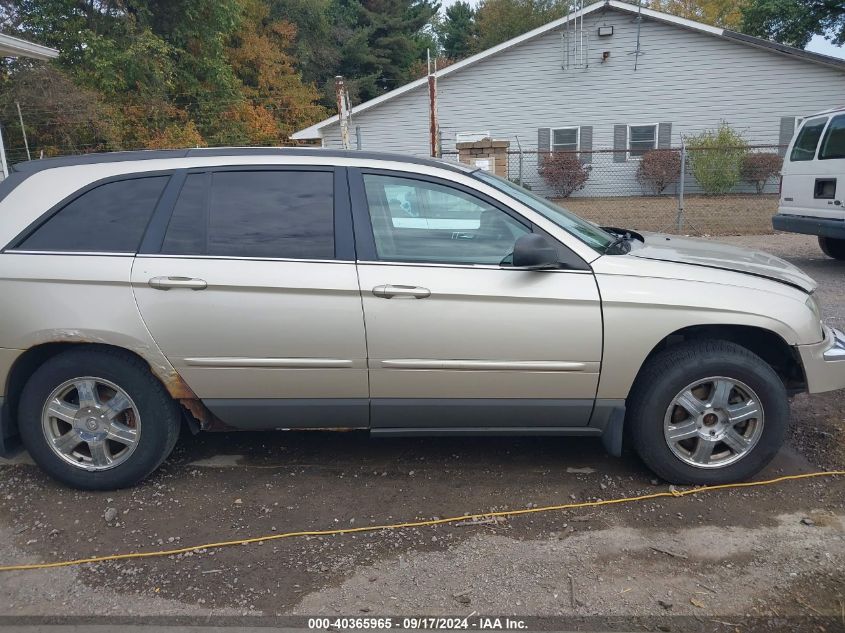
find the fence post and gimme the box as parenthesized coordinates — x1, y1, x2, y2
(355, 125, 362, 150)
(676, 142, 686, 233)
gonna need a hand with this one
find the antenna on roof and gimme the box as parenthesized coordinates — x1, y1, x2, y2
(562, 0, 588, 70)
(633, 0, 644, 70)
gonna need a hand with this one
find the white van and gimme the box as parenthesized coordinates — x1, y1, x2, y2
(773, 106, 845, 258)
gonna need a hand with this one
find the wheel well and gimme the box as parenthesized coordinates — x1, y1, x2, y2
(4, 343, 166, 430)
(642, 325, 807, 393)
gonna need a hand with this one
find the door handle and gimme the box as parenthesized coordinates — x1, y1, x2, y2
(148, 276, 207, 291)
(372, 284, 431, 299)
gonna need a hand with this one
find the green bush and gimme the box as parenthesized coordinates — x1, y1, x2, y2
(685, 124, 748, 195)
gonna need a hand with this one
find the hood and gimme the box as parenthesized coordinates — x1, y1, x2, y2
(627, 233, 817, 293)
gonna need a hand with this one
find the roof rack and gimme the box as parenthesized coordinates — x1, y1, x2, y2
(12, 147, 474, 175)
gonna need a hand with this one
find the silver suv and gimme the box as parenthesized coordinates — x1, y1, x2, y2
(0, 148, 842, 489)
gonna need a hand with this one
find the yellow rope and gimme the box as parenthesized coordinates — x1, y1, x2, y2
(1, 470, 842, 573)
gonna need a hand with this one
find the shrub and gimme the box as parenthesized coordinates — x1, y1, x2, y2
(740, 152, 783, 194)
(538, 151, 589, 197)
(636, 149, 681, 194)
(685, 124, 748, 195)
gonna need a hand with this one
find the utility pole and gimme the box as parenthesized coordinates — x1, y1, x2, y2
(15, 102, 31, 161)
(427, 49, 440, 158)
(334, 75, 351, 150)
(0, 125, 9, 179)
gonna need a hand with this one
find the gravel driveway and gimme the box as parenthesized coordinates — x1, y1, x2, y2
(0, 233, 843, 631)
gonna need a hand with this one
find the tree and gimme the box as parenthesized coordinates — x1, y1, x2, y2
(475, 0, 569, 50)
(0, 62, 120, 161)
(436, 1, 479, 59)
(220, 0, 327, 144)
(647, 0, 744, 29)
(739, 0, 845, 48)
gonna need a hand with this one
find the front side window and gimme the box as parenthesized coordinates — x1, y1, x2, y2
(17, 176, 168, 252)
(161, 170, 335, 259)
(362, 174, 530, 265)
(629, 125, 657, 157)
(473, 171, 614, 252)
(552, 128, 579, 152)
(790, 117, 828, 161)
(819, 114, 845, 160)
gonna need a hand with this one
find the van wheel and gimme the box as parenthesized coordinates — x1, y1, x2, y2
(627, 339, 788, 485)
(18, 348, 181, 490)
(818, 236, 845, 260)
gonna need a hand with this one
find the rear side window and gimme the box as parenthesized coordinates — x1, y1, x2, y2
(162, 170, 335, 259)
(17, 176, 168, 252)
(790, 117, 828, 162)
(819, 115, 845, 160)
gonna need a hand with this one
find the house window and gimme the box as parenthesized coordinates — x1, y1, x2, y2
(629, 124, 657, 157)
(552, 127, 579, 152)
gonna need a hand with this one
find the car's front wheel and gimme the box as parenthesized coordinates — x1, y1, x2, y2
(818, 236, 845, 260)
(627, 339, 788, 485)
(18, 348, 181, 490)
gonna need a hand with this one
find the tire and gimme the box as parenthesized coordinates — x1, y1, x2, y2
(627, 339, 788, 485)
(818, 236, 845, 260)
(18, 347, 181, 490)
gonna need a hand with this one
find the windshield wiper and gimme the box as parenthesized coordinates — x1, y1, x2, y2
(603, 232, 632, 255)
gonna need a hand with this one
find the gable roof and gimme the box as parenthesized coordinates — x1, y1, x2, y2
(292, 0, 845, 140)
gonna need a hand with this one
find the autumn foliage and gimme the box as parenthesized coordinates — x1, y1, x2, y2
(539, 152, 590, 198)
(636, 150, 682, 194)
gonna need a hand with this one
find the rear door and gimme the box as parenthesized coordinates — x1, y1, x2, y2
(781, 116, 842, 218)
(350, 169, 603, 430)
(131, 166, 368, 429)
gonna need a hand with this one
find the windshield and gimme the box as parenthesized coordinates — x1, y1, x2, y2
(473, 171, 615, 252)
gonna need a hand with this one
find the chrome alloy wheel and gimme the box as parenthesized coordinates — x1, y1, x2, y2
(663, 376, 764, 469)
(41, 377, 141, 471)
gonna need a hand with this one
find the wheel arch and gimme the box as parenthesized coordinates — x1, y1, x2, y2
(633, 324, 807, 396)
(4, 342, 218, 436)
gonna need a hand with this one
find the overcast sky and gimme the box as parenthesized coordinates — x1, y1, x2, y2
(438, 0, 845, 60)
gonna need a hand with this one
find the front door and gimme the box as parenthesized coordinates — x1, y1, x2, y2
(351, 170, 603, 429)
(131, 167, 368, 429)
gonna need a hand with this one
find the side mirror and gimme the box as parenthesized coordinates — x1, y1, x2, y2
(512, 233, 559, 270)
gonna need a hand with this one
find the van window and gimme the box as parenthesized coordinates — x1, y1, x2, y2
(161, 170, 335, 259)
(790, 117, 828, 162)
(819, 115, 845, 161)
(17, 176, 168, 253)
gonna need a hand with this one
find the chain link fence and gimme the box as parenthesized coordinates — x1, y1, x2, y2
(443, 145, 785, 236)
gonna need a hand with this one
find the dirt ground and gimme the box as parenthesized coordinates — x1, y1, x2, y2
(0, 233, 843, 631)
(561, 195, 778, 236)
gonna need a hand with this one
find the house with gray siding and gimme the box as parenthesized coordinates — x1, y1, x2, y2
(292, 0, 845, 197)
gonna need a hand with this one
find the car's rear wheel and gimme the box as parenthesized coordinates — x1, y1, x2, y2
(627, 339, 788, 484)
(18, 348, 181, 490)
(818, 236, 845, 260)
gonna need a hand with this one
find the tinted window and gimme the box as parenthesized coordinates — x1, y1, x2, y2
(790, 117, 828, 161)
(819, 115, 845, 160)
(363, 174, 529, 265)
(162, 173, 207, 255)
(162, 170, 335, 259)
(18, 176, 168, 252)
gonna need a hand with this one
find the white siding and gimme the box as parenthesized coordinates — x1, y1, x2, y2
(321, 8, 845, 195)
